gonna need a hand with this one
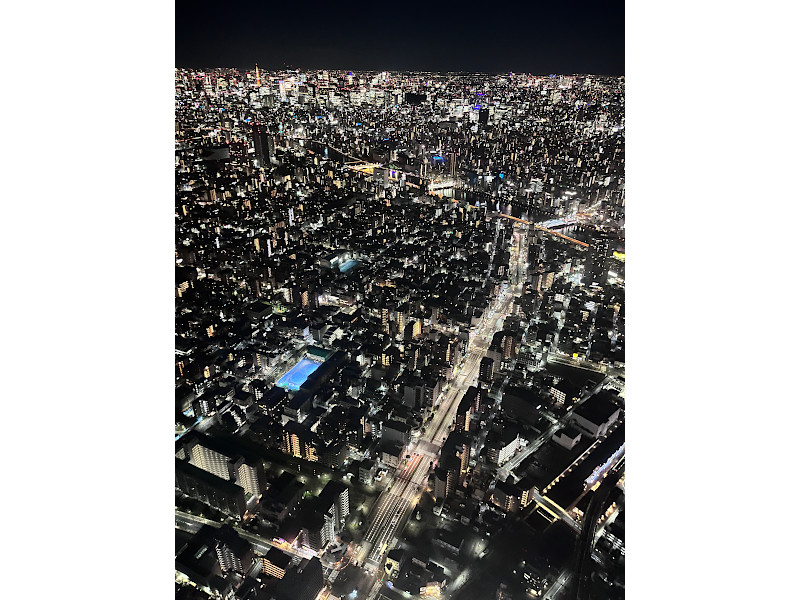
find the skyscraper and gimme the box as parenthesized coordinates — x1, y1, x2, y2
(585, 234, 614, 285)
(319, 480, 350, 530)
(479, 356, 494, 383)
(252, 123, 275, 168)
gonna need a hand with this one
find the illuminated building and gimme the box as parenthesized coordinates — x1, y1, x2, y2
(175, 459, 247, 519)
(432, 463, 458, 500)
(479, 356, 494, 383)
(385, 547, 406, 580)
(176, 280, 190, 298)
(319, 480, 350, 529)
(300, 510, 334, 552)
(188, 440, 230, 480)
(500, 332, 516, 360)
(179, 432, 266, 497)
(252, 123, 275, 168)
(437, 431, 470, 489)
(381, 306, 391, 333)
(235, 459, 264, 498)
(406, 343, 421, 370)
(261, 547, 292, 579)
(192, 395, 216, 417)
(214, 525, 254, 574)
(454, 393, 473, 433)
(520, 487, 536, 508)
(464, 385, 487, 413)
(396, 306, 407, 334)
(486, 427, 522, 466)
(550, 379, 580, 408)
(281, 421, 319, 462)
(490, 479, 521, 513)
(542, 270, 555, 290)
(443, 336, 461, 364)
(281, 427, 301, 457)
(585, 234, 614, 285)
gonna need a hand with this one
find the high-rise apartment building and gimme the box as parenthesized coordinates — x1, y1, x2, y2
(585, 234, 614, 285)
(281, 421, 319, 462)
(214, 525, 254, 574)
(189, 441, 230, 481)
(319, 480, 350, 530)
(174, 459, 247, 519)
(261, 547, 292, 579)
(381, 307, 391, 334)
(252, 124, 275, 168)
(479, 356, 494, 383)
(179, 432, 266, 498)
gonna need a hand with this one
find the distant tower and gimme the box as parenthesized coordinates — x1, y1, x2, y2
(255, 64, 261, 87)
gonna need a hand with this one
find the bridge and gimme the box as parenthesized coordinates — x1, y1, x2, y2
(426, 176, 460, 191)
(478, 205, 589, 248)
(501, 215, 589, 248)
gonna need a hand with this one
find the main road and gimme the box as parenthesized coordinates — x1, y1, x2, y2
(174, 509, 316, 560)
(356, 224, 525, 599)
(358, 288, 516, 566)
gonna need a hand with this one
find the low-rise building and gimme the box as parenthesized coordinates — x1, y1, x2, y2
(571, 392, 621, 438)
(553, 426, 583, 450)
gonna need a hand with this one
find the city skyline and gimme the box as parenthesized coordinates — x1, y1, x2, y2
(174, 67, 625, 600)
(176, 7, 626, 600)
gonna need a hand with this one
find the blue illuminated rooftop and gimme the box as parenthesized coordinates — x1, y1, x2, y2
(339, 259, 360, 273)
(276, 358, 322, 391)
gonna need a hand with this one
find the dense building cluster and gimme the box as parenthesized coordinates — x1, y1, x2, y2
(175, 68, 625, 600)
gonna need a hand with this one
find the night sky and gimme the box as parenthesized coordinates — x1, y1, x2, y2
(176, 0, 624, 75)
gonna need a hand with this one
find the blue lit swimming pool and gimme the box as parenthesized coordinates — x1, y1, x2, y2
(276, 358, 322, 391)
(338, 259, 360, 273)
